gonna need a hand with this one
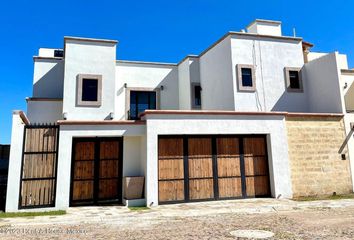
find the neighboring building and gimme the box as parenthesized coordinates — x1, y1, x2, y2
(6, 19, 354, 212)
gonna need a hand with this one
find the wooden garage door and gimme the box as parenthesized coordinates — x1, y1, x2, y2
(188, 137, 214, 200)
(158, 135, 270, 204)
(70, 138, 123, 206)
(158, 137, 184, 202)
(216, 137, 242, 198)
(243, 137, 270, 197)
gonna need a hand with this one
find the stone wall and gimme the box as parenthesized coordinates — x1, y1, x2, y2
(286, 116, 353, 197)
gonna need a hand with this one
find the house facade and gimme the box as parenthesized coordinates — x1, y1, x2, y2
(6, 19, 354, 212)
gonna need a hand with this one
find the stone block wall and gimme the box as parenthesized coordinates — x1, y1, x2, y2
(286, 116, 352, 197)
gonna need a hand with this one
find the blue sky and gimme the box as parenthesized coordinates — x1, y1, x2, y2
(0, 0, 353, 143)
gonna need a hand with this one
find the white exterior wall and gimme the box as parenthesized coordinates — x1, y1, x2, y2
(6, 113, 26, 212)
(230, 35, 306, 112)
(247, 22, 282, 36)
(115, 62, 179, 120)
(304, 52, 344, 113)
(55, 124, 145, 209)
(178, 59, 191, 109)
(33, 59, 64, 98)
(199, 36, 235, 110)
(342, 73, 354, 111)
(177, 57, 201, 110)
(123, 136, 144, 176)
(144, 114, 293, 207)
(27, 101, 63, 123)
(63, 40, 116, 120)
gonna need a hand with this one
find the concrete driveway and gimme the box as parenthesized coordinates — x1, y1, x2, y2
(1, 198, 354, 239)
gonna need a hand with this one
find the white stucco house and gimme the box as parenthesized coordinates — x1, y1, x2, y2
(6, 19, 354, 212)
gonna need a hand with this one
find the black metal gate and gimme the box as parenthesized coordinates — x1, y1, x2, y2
(19, 124, 59, 209)
(0, 144, 10, 211)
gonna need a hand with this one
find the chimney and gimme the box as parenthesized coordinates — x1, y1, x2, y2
(246, 19, 282, 36)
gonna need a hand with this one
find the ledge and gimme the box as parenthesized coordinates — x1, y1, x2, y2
(341, 69, 354, 75)
(13, 110, 30, 125)
(140, 110, 344, 118)
(116, 60, 177, 67)
(26, 97, 63, 102)
(57, 120, 146, 125)
(64, 36, 118, 44)
(33, 56, 63, 61)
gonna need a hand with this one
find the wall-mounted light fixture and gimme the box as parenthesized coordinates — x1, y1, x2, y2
(63, 112, 67, 120)
(160, 85, 164, 90)
(109, 112, 114, 120)
(344, 82, 348, 89)
(124, 83, 127, 88)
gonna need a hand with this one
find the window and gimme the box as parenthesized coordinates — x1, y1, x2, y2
(77, 74, 102, 106)
(129, 91, 157, 120)
(82, 79, 98, 101)
(237, 64, 256, 91)
(54, 49, 64, 58)
(191, 84, 202, 109)
(285, 67, 303, 92)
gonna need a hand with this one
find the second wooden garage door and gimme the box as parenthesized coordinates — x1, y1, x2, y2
(158, 135, 270, 204)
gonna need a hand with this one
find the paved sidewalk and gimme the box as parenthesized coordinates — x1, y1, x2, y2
(1, 198, 354, 227)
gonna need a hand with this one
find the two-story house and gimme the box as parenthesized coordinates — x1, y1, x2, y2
(6, 19, 354, 212)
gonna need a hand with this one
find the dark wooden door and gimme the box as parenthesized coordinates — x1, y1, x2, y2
(158, 135, 270, 204)
(70, 138, 123, 206)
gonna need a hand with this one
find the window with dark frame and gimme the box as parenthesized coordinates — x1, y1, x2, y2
(54, 50, 64, 58)
(193, 85, 202, 108)
(241, 68, 253, 87)
(82, 79, 98, 102)
(289, 70, 300, 89)
(285, 67, 303, 92)
(129, 91, 157, 120)
(237, 64, 256, 91)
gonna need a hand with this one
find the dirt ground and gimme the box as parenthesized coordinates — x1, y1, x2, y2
(1, 206, 354, 239)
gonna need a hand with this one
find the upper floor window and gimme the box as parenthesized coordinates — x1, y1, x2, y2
(54, 49, 64, 58)
(285, 67, 303, 92)
(236, 64, 256, 91)
(191, 83, 202, 109)
(129, 90, 157, 120)
(76, 74, 102, 107)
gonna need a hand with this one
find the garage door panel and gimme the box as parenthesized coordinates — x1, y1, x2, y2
(99, 179, 118, 199)
(75, 142, 95, 161)
(72, 180, 94, 201)
(244, 156, 268, 176)
(158, 137, 183, 158)
(159, 180, 184, 202)
(100, 141, 119, 159)
(243, 137, 266, 155)
(246, 176, 270, 197)
(188, 158, 213, 178)
(218, 178, 242, 198)
(189, 179, 214, 200)
(159, 159, 184, 180)
(217, 157, 241, 177)
(217, 137, 240, 155)
(188, 138, 212, 156)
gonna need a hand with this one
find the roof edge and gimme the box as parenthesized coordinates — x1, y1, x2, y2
(246, 19, 282, 29)
(64, 36, 118, 44)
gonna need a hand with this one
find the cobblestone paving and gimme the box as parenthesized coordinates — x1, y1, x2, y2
(0, 198, 354, 239)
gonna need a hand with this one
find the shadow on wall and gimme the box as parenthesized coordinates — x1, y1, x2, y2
(117, 66, 179, 120)
(271, 66, 310, 112)
(33, 60, 64, 98)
